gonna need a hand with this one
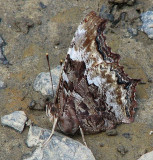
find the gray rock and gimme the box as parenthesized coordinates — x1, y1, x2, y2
(1, 111, 27, 133)
(0, 80, 7, 89)
(99, 5, 114, 22)
(25, 125, 95, 160)
(33, 65, 62, 96)
(141, 11, 153, 39)
(138, 151, 153, 160)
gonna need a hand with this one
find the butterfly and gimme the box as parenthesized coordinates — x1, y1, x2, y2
(45, 11, 139, 146)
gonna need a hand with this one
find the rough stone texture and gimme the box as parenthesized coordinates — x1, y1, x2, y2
(138, 150, 153, 160)
(33, 65, 62, 96)
(25, 125, 95, 160)
(1, 111, 27, 133)
(141, 11, 153, 39)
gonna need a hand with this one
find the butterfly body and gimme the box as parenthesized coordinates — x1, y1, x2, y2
(47, 11, 139, 135)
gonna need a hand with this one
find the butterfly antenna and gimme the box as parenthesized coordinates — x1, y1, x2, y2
(42, 115, 58, 148)
(46, 53, 54, 98)
(79, 126, 87, 147)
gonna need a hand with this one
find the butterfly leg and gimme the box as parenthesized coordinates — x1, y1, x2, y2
(42, 116, 58, 148)
(79, 126, 87, 147)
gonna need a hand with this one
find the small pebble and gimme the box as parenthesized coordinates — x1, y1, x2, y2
(149, 131, 153, 135)
(122, 132, 132, 140)
(1, 111, 27, 133)
(127, 28, 138, 37)
(39, 2, 47, 9)
(0, 80, 7, 89)
(117, 145, 128, 155)
(26, 119, 32, 126)
(106, 129, 118, 136)
(28, 100, 36, 110)
(99, 143, 104, 147)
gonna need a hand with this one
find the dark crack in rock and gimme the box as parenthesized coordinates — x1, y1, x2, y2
(0, 36, 9, 65)
(108, 0, 136, 6)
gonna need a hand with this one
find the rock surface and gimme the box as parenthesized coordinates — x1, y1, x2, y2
(138, 150, 153, 160)
(33, 65, 62, 96)
(25, 125, 95, 160)
(141, 11, 153, 39)
(1, 111, 27, 133)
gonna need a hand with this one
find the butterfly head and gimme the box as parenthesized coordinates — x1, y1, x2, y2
(46, 102, 59, 122)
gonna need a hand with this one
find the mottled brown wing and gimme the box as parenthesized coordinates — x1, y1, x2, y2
(54, 11, 139, 134)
